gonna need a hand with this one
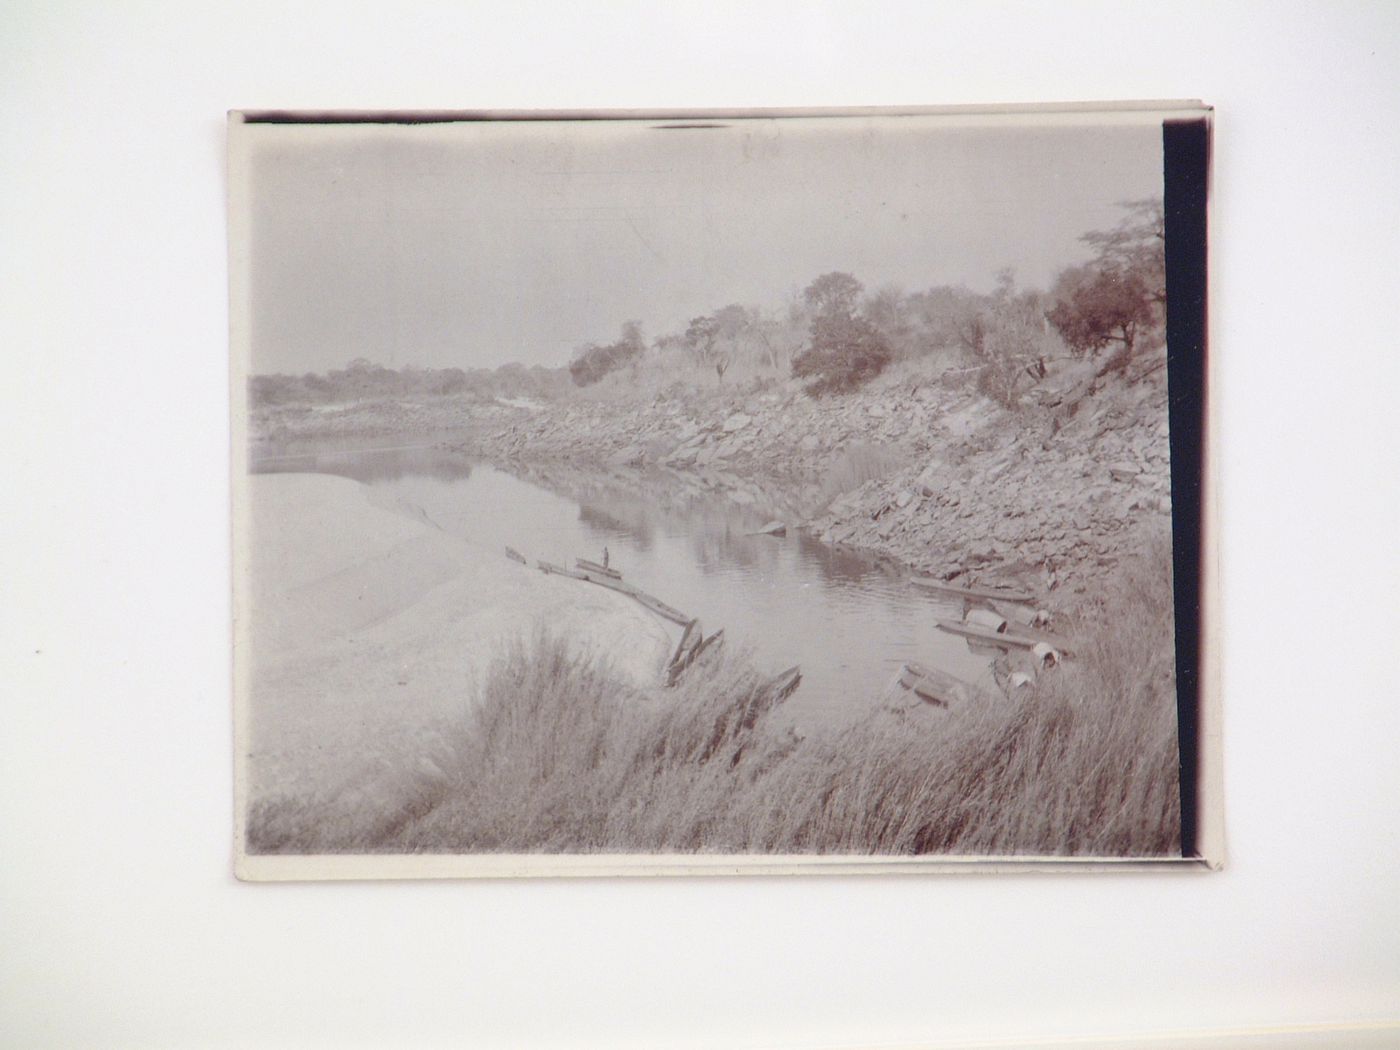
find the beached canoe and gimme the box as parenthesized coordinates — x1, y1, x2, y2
(964, 607, 1008, 633)
(898, 661, 999, 707)
(691, 628, 725, 663)
(763, 666, 803, 705)
(935, 619, 1074, 658)
(538, 559, 586, 581)
(576, 557, 621, 580)
(909, 577, 1036, 604)
(666, 618, 703, 684)
(539, 560, 692, 626)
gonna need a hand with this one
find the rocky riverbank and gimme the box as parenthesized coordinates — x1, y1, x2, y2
(462, 349, 1175, 606)
(248, 344, 1177, 611)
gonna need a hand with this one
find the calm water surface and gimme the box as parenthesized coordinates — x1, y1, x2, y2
(253, 441, 997, 731)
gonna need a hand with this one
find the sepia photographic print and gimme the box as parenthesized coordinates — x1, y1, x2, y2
(230, 104, 1218, 879)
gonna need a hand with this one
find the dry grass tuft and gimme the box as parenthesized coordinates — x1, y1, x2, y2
(248, 534, 1181, 858)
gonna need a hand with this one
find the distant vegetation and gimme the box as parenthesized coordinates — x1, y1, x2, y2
(247, 529, 1180, 857)
(558, 198, 1167, 406)
(250, 199, 1167, 412)
(248, 357, 570, 409)
(567, 321, 646, 387)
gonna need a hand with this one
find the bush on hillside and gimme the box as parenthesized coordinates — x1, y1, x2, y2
(790, 273, 893, 395)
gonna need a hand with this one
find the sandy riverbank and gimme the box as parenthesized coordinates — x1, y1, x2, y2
(239, 472, 674, 852)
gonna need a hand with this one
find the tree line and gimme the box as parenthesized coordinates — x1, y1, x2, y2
(568, 199, 1166, 405)
(250, 200, 1165, 411)
(249, 357, 569, 408)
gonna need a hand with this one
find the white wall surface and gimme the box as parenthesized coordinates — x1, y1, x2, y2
(2, 2, 1397, 1047)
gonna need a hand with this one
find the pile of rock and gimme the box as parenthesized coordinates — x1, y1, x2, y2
(805, 362, 1174, 596)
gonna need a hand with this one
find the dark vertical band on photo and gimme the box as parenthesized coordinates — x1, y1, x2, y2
(1163, 116, 1210, 858)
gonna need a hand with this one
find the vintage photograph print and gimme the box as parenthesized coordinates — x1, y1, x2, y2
(230, 105, 1214, 879)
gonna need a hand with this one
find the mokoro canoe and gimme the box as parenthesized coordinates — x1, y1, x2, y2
(666, 618, 703, 684)
(691, 628, 725, 663)
(538, 560, 692, 626)
(990, 599, 1039, 627)
(576, 557, 621, 580)
(909, 576, 1036, 604)
(964, 607, 1008, 633)
(897, 661, 995, 707)
(763, 666, 802, 705)
(935, 619, 1074, 657)
(538, 559, 583, 579)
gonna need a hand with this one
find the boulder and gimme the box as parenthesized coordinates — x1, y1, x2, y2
(913, 464, 941, 497)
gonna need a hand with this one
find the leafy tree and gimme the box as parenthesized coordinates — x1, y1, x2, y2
(863, 284, 918, 358)
(791, 272, 891, 395)
(712, 304, 755, 382)
(568, 321, 646, 386)
(904, 285, 986, 357)
(979, 302, 1050, 407)
(683, 314, 731, 383)
(1081, 198, 1165, 306)
(1046, 199, 1165, 361)
(801, 271, 863, 318)
(746, 304, 801, 371)
(1046, 265, 1154, 358)
(618, 319, 645, 352)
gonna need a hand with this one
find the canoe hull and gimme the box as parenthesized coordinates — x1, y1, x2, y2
(897, 661, 996, 707)
(910, 577, 1035, 604)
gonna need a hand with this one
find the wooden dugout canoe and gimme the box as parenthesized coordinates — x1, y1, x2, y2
(665, 619, 703, 684)
(909, 576, 1036, 605)
(763, 666, 803, 705)
(898, 661, 998, 707)
(575, 557, 621, 580)
(935, 619, 1074, 658)
(538, 560, 692, 626)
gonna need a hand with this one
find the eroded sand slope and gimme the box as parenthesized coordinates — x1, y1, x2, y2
(239, 473, 673, 848)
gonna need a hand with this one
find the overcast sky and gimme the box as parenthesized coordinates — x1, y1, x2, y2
(245, 113, 1165, 374)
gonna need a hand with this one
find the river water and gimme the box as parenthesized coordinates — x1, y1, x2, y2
(252, 440, 997, 731)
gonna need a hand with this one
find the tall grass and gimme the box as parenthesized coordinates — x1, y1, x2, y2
(248, 533, 1181, 857)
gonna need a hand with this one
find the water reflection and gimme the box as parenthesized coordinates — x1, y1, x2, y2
(577, 503, 656, 551)
(251, 441, 997, 730)
(252, 442, 477, 483)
